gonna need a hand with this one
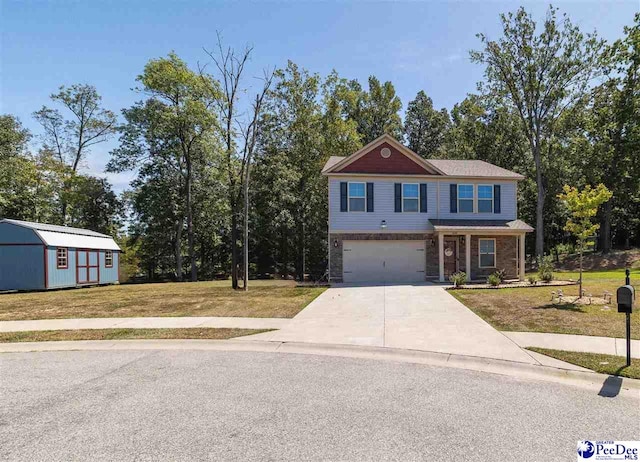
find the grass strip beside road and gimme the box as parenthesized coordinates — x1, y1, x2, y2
(528, 347, 640, 379)
(0, 328, 272, 343)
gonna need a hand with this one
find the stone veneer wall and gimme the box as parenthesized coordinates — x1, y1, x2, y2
(328, 233, 431, 283)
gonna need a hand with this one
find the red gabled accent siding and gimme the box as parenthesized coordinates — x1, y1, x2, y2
(336, 142, 429, 175)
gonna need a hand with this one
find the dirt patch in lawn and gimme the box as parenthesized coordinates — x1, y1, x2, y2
(557, 249, 640, 271)
(528, 348, 640, 379)
(450, 269, 640, 339)
(0, 280, 326, 321)
(0, 328, 272, 343)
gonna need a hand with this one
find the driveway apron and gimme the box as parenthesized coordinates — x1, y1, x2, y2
(245, 283, 537, 364)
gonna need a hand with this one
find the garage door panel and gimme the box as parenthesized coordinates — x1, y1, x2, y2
(343, 241, 425, 283)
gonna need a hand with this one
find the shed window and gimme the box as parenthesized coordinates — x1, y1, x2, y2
(402, 183, 419, 212)
(479, 239, 496, 268)
(56, 248, 68, 269)
(478, 185, 494, 213)
(348, 182, 366, 212)
(458, 185, 474, 213)
(105, 250, 113, 268)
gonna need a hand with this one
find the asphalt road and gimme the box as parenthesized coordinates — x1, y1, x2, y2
(1, 350, 639, 461)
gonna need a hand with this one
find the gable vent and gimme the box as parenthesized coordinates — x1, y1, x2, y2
(380, 147, 391, 158)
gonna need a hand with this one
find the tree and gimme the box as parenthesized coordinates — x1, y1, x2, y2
(109, 53, 221, 281)
(471, 6, 603, 256)
(338, 76, 403, 143)
(0, 115, 31, 158)
(558, 184, 613, 296)
(202, 36, 273, 290)
(404, 91, 450, 157)
(33, 84, 117, 223)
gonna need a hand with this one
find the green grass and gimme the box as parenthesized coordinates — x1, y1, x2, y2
(528, 348, 640, 379)
(0, 280, 326, 321)
(450, 269, 640, 339)
(0, 328, 272, 343)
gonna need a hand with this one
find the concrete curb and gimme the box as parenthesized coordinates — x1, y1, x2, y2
(1, 339, 638, 397)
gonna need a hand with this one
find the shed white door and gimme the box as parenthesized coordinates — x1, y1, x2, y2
(342, 240, 426, 283)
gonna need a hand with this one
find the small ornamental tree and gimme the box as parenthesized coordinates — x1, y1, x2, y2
(558, 184, 613, 296)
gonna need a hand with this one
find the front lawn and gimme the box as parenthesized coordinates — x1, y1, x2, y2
(0, 280, 326, 321)
(528, 348, 640, 379)
(450, 269, 640, 339)
(0, 328, 270, 343)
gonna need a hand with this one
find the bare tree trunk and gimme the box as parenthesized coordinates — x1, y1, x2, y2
(231, 211, 239, 289)
(175, 219, 183, 281)
(601, 200, 612, 254)
(533, 146, 545, 257)
(186, 159, 197, 282)
(243, 163, 250, 291)
(579, 244, 583, 298)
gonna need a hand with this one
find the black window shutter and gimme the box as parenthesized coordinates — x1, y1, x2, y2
(366, 183, 374, 212)
(420, 183, 428, 213)
(450, 184, 457, 213)
(394, 183, 402, 212)
(340, 182, 348, 212)
(494, 184, 501, 214)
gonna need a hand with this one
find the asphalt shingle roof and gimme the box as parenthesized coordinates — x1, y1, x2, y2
(426, 160, 524, 179)
(429, 219, 533, 232)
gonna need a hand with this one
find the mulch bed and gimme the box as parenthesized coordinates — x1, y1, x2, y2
(449, 280, 577, 290)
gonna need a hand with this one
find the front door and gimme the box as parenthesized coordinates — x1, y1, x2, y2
(77, 249, 99, 284)
(443, 238, 458, 277)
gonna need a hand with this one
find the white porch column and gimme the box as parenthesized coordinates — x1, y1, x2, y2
(519, 234, 526, 281)
(465, 234, 471, 282)
(438, 233, 445, 282)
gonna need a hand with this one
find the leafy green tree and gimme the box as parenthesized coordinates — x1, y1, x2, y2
(404, 91, 450, 157)
(0, 115, 31, 158)
(558, 184, 613, 295)
(109, 53, 221, 281)
(471, 6, 603, 256)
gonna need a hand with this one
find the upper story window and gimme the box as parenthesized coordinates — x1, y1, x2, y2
(105, 250, 114, 268)
(56, 248, 68, 269)
(348, 182, 366, 212)
(402, 183, 419, 212)
(458, 184, 474, 213)
(479, 238, 496, 268)
(478, 185, 494, 213)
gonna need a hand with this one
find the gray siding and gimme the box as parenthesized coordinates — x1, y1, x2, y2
(329, 178, 437, 232)
(439, 181, 517, 220)
(0, 245, 45, 290)
(330, 178, 518, 232)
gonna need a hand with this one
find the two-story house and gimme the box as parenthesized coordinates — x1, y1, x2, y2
(322, 134, 533, 283)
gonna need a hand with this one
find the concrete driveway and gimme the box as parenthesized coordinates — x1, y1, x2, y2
(244, 284, 538, 364)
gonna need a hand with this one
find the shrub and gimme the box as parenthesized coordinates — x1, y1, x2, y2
(537, 255, 554, 283)
(494, 268, 507, 282)
(487, 273, 501, 287)
(527, 275, 538, 285)
(449, 271, 467, 287)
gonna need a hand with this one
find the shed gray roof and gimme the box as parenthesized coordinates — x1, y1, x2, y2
(426, 160, 524, 179)
(429, 219, 533, 232)
(1, 219, 111, 237)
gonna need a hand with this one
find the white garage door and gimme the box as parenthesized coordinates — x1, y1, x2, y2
(342, 240, 426, 283)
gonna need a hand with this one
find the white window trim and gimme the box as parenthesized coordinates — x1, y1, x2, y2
(402, 183, 420, 213)
(477, 184, 494, 214)
(347, 181, 366, 212)
(457, 184, 474, 214)
(478, 238, 497, 268)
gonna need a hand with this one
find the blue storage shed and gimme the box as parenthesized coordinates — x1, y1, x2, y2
(0, 219, 121, 291)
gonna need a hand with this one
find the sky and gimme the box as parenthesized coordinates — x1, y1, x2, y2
(1, 1, 638, 193)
